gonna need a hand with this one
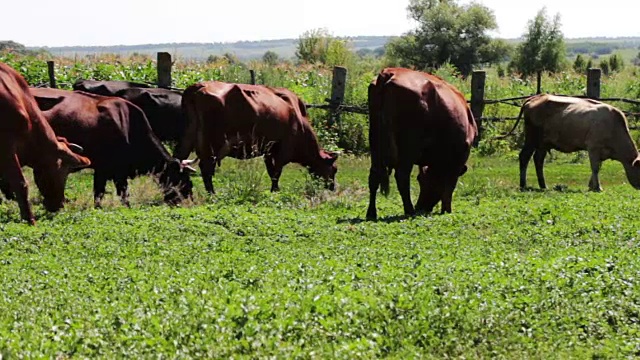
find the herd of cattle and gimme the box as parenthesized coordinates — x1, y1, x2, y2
(1, 61, 640, 225)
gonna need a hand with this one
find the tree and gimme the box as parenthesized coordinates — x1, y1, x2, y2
(600, 59, 610, 76)
(573, 54, 585, 73)
(385, 0, 510, 76)
(296, 28, 331, 64)
(262, 51, 279, 65)
(295, 28, 354, 66)
(512, 8, 566, 78)
(608, 54, 624, 72)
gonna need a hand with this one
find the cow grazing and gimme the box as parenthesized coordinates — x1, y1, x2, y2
(0, 62, 91, 225)
(72, 79, 151, 96)
(30, 88, 195, 207)
(174, 81, 338, 193)
(73, 80, 187, 145)
(366, 68, 477, 220)
(501, 94, 640, 191)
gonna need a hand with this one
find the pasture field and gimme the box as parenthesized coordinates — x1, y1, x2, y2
(1, 152, 640, 358)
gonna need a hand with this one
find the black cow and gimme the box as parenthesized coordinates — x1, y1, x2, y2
(72, 79, 151, 96)
(73, 80, 186, 145)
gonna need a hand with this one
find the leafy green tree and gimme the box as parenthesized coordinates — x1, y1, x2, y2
(512, 8, 566, 78)
(600, 59, 610, 76)
(608, 54, 624, 72)
(585, 58, 593, 70)
(296, 28, 331, 64)
(295, 28, 354, 66)
(573, 54, 585, 73)
(222, 52, 240, 65)
(262, 51, 279, 65)
(385, 0, 510, 76)
(206, 55, 220, 64)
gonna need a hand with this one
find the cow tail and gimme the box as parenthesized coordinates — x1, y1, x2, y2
(493, 101, 526, 140)
(368, 77, 390, 196)
(176, 84, 202, 160)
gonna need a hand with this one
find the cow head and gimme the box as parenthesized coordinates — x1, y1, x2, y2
(33, 138, 91, 212)
(415, 165, 466, 214)
(624, 156, 640, 189)
(159, 158, 196, 203)
(308, 151, 338, 191)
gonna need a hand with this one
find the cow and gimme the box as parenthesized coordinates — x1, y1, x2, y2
(499, 94, 640, 191)
(366, 67, 477, 220)
(0, 62, 91, 225)
(174, 81, 338, 194)
(29, 88, 195, 207)
(73, 80, 187, 145)
(113, 87, 186, 144)
(72, 79, 151, 96)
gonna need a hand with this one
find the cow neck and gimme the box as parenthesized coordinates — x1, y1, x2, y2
(293, 122, 323, 167)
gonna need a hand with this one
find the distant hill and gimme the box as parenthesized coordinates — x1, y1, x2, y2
(26, 36, 640, 62)
(32, 36, 393, 61)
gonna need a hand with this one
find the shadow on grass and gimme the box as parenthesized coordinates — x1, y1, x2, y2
(337, 212, 436, 225)
(520, 184, 582, 194)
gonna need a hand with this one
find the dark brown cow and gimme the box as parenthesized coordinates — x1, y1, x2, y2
(366, 67, 477, 220)
(174, 81, 338, 193)
(29, 88, 194, 207)
(0, 62, 91, 225)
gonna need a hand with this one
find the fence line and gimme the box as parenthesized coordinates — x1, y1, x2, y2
(44, 54, 640, 143)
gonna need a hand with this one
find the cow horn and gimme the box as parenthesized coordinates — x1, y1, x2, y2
(180, 158, 198, 173)
(68, 143, 84, 154)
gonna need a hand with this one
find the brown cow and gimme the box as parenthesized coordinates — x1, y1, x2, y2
(0, 62, 91, 225)
(500, 94, 640, 191)
(174, 81, 338, 193)
(366, 68, 477, 220)
(29, 88, 194, 207)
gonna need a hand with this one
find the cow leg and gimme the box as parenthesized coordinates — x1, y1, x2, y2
(440, 181, 455, 214)
(0, 176, 13, 200)
(519, 145, 535, 190)
(114, 175, 130, 207)
(199, 157, 216, 194)
(1, 152, 34, 225)
(415, 167, 432, 214)
(588, 151, 603, 192)
(366, 168, 381, 220)
(533, 149, 548, 189)
(93, 171, 108, 208)
(395, 162, 415, 216)
(264, 155, 281, 192)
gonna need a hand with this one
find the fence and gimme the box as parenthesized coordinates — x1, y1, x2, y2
(45, 52, 640, 144)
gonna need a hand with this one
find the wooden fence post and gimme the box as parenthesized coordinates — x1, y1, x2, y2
(470, 70, 486, 146)
(328, 66, 347, 126)
(157, 52, 172, 88)
(250, 69, 256, 85)
(587, 68, 601, 99)
(536, 71, 542, 94)
(47, 61, 56, 88)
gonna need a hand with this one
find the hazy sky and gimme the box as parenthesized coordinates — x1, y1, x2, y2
(2, 0, 638, 47)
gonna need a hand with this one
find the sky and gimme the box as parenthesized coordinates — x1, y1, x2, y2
(1, 0, 638, 47)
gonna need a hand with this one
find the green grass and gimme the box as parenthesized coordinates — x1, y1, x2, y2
(2, 152, 640, 358)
